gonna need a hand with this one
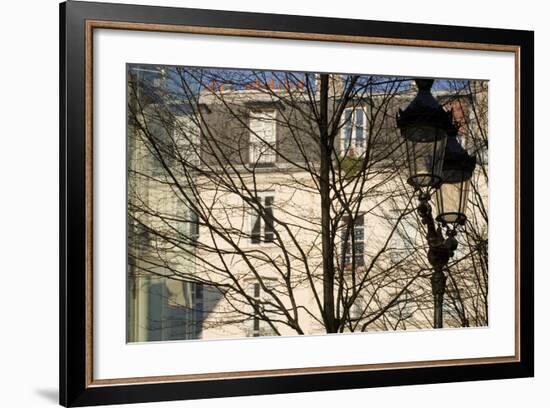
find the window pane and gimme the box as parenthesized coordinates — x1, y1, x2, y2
(355, 109, 364, 146)
(355, 226, 364, 242)
(341, 215, 365, 267)
(354, 243, 365, 266)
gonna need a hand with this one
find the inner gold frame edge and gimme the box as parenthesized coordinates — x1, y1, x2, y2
(84, 19, 522, 388)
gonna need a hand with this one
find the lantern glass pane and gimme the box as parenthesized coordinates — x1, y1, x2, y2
(403, 126, 447, 188)
(435, 177, 470, 225)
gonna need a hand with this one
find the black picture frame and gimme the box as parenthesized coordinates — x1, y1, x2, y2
(60, 1, 534, 406)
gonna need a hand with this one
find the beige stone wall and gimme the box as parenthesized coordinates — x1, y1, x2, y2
(127, 79, 489, 341)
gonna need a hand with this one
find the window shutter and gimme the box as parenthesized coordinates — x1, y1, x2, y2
(264, 196, 274, 242)
(251, 211, 261, 244)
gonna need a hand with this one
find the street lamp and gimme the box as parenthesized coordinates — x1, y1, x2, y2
(397, 78, 476, 329)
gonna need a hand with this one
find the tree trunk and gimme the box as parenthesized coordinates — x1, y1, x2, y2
(319, 74, 337, 333)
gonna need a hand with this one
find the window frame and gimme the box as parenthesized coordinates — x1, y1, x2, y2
(340, 214, 366, 269)
(248, 109, 277, 165)
(341, 106, 367, 157)
(249, 193, 276, 245)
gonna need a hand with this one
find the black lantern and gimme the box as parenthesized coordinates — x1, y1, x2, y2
(434, 131, 477, 226)
(397, 79, 456, 190)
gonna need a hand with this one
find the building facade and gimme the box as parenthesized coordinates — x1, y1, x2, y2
(127, 68, 488, 342)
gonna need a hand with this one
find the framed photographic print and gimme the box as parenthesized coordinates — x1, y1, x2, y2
(59, 1, 534, 406)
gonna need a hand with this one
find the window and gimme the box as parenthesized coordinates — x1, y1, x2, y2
(341, 215, 365, 268)
(177, 203, 200, 247)
(341, 107, 366, 156)
(191, 283, 204, 338)
(250, 195, 275, 244)
(132, 221, 151, 250)
(247, 280, 276, 337)
(173, 114, 201, 167)
(149, 123, 173, 177)
(249, 110, 276, 165)
(149, 113, 200, 177)
(189, 209, 199, 245)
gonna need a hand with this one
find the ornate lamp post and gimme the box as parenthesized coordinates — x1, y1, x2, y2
(397, 79, 476, 329)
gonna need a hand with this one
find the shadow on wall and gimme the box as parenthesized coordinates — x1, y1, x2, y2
(35, 388, 58, 404)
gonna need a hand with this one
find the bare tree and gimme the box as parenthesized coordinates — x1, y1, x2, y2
(126, 66, 489, 340)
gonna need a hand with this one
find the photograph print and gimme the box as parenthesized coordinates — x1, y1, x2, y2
(126, 65, 488, 343)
